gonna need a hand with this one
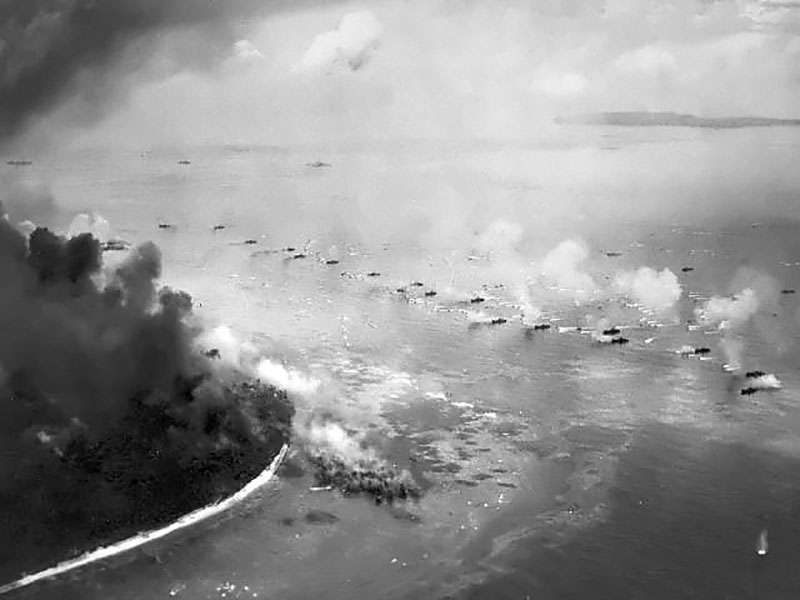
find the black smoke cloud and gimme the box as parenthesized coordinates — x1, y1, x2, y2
(0, 209, 194, 429)
(0, 201, 294, 581)
(0, 0, 338, 144)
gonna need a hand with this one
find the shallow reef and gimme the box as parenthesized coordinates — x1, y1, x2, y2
(308, 453, 421, 505)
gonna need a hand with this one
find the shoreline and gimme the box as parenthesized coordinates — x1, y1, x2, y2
(0, 443, 289, 596)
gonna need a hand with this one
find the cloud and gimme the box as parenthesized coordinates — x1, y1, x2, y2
(742, 0, 800, 32)
(0, 0, 347, 147)
(233, 39, 263, 61)
(614, 45, 678, 74)
(296, 10, 383, 73)
(43, 0, 800, 150)
(531, 69, 588, 96)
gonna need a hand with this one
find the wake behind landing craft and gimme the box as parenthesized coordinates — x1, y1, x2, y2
(756, 529, 769, 556)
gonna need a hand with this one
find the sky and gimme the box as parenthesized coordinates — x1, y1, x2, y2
(3, 0, 800, 150)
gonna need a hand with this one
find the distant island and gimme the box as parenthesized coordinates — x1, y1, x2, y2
(555, 112, 800, 129)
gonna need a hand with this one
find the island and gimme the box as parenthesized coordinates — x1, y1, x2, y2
(0, 219, 294, 586)
(555, 112, 800, 129)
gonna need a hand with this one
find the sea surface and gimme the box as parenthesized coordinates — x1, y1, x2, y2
(3, 126, 800, 599)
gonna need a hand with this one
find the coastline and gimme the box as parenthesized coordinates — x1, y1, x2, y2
(0, 443, 289, 596)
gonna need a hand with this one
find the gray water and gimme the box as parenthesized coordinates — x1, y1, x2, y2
(4, 126, 800, 599)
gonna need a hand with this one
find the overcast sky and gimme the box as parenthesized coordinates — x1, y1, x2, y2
(7, 0, 800, 148)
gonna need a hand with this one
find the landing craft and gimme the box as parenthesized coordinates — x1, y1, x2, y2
(756, 529, 769, 556)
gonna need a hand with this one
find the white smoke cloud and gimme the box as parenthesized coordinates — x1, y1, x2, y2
(197, 325, 256, 368)
(255, 358, 321, 396)
(196, 326, 379, 466)
(474, 218, 523, 257)
(697, 288, 760, 331)
(296, 11, 383, 73)
(696, 288, 760, 371)
(67, 211, 111, 241)
(747, 372, 782, 391)
(299, 419, 379, 466)
(615, 266, 682, 314)
(539, 238, 597, 301)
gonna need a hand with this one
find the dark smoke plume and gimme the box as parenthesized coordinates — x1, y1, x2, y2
(0, 0, 335, 144)
(0, 202, 293, 582)
(0, 214, 191, 428)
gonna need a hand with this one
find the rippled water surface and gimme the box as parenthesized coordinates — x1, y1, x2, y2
(5, 127, 800, 599)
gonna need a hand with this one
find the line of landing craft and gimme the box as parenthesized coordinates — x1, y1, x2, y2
(102, 227, 789, 398)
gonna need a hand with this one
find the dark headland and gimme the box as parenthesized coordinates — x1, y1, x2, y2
(555, 111, 800, 129)
(0, 218, 294, 585)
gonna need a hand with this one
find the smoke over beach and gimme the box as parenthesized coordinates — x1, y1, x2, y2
(0, 198, 293, 580)
(2, 2, 800, 598)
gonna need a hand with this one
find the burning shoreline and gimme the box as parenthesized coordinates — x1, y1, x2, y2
(0, 216, 295, 583)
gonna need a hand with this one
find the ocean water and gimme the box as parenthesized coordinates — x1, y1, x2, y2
(4, 126, 800, 599)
